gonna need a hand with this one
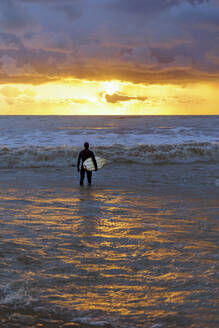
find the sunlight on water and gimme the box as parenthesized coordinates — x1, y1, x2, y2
(0, 182, 218, 327)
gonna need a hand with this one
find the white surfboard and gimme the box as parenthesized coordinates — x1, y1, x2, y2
(83, 156, 106, 171)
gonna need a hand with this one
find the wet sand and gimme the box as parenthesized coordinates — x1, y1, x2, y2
(0, 164, 219, 327)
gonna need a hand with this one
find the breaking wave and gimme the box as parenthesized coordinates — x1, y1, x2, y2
(0, 142, 219, 169)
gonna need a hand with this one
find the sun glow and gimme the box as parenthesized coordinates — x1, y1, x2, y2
(101, 81, 120, 95)
(0, 79, 219, 115)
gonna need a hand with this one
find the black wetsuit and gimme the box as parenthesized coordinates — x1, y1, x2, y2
(77, 149, 97, 185)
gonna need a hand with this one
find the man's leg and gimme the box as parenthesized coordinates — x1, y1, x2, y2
(80, 167, 85, 185)
(87, 171, 92, 185)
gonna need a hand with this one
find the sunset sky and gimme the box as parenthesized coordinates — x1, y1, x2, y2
(0, 0, 219, 115)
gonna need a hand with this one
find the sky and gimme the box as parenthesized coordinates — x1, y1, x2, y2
(0, 0, 219, 115)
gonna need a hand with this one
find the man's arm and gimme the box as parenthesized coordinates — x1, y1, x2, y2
(77, 152, 82, 171)
(91, 152, 98, 171)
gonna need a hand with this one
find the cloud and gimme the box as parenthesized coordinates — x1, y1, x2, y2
(63, 98, 92, 105)
(150, 48, 175, 64)
(0, 53, 218, 86)
(53, 3, 82, 20)
(29, 33, 74, 53)
(0, 0, 217, 87)
(188, 0, 210, 5)
(20, 0, 83, 20)
(104, 92, 148, 104)
(109, 0, 209, 16)
(0, 86, 20, 97)
(0, 52, 61, 85)
(0, 55, 39, 76)
(0, 0, 33, 33)
(0, 33, 21, 50)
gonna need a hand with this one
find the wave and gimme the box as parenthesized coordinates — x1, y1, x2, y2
(0, 142, 219, 168)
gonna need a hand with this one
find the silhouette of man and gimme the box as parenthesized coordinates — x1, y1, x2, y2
(77, 142, 97, 185)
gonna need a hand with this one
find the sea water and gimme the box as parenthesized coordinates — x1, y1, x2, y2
(0, 116, 218, 328)
(0, 115, 219, 168)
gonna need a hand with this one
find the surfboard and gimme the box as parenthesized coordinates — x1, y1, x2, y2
(83, 156, 106, 171)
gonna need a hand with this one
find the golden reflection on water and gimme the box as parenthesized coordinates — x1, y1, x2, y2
(1, 186, 218, 324)
(145, 249, 179, 260)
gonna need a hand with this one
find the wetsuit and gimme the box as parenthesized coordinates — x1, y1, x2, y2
(77, 149, 97, 185)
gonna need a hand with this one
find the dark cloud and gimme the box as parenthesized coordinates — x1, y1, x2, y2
(119, 48, 133, 58)
(53, 4, 82, 20)
(20, 0, 81, 3)
(104, 93, 148, 104)
(0, 33, 22, 50)
(0, 44, 66, 85)
(0, 50, 219, 86)
(0, 73, 55, 85)
(0, 0, 33, 33)
(0, 0, 217, 85)
(70, 59, 219, 85)
(109, 0, 209, 15)
(150, 48, 175, 64)
(188, 0, 210, 5)
(20, 0, 83, 19)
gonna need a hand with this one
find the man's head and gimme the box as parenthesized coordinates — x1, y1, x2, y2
(84, 142, 89, 149)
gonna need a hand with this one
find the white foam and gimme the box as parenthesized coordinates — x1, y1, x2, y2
(1, 116, 219, 149)
(0, 142, 218, 168)
(1, 116, 219, 168)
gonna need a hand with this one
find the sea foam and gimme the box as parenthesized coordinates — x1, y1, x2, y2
(0, 142, 218, 168)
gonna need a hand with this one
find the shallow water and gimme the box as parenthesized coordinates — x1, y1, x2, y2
(0, 165, 218, 327)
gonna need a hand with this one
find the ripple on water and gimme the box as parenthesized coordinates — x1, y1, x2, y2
(0, 178, 218, 327)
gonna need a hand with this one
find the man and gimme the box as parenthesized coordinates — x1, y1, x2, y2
(77, 142, 97, 185)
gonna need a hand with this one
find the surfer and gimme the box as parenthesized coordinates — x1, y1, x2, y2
(77, 142, 97, 185)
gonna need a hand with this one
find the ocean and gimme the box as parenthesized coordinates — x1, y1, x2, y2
(0, 116, 218, 328)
